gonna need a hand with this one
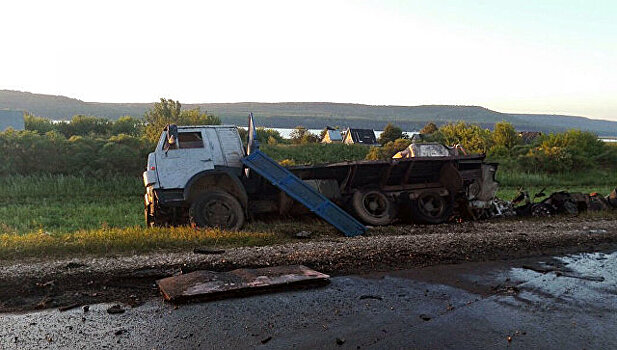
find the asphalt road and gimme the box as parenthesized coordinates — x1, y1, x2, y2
(2, 250, 616, 349)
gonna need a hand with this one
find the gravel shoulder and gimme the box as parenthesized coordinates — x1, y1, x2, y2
(1, 216, 617, 312)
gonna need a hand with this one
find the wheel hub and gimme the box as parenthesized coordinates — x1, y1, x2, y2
(418, 194, 445, 218)
(363, 193, 388, 217)
(204, 201, 234, 226)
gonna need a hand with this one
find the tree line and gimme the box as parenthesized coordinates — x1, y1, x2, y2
(2, 97, 615, 176)
(368, 121, 617, 173)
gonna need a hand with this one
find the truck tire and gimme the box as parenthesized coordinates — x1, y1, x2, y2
(352, 190, 397, 226)
(189, 191, 245, 230)
(410, 191, 452, 224)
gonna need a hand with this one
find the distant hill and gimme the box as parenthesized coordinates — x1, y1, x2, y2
(2, 90, 617, 136)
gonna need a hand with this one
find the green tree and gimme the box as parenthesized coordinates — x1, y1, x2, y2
(24, 113, 55, 134)
(256, 127, 284, 144)
(431, 122, 492, 154)
(289, 126, 319, 144)
(492, 121, 519, 149)
(64, 115, 112, 137)
(420, 122, 438, 135)
(378, 123, 405, 145)
(112, 116, 143, 136)
(144, 98, 221, 142)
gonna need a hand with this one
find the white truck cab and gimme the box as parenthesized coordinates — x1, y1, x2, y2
(143, 125, 247, 229)
(144, 125, 245, 190)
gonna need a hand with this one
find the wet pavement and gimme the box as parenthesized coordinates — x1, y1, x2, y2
(1, 250, 616, 349)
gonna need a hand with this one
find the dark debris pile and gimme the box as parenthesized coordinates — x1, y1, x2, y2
(512, 188, 617, 217)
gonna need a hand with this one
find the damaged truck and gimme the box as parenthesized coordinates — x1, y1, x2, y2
(143, 114, 500, 235)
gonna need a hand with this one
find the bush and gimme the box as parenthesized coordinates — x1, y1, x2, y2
(366, 138, 412, 160)
(0, 129, 154, 177)
(261, 143, 368, 165)
(429, 122, 492, 154)
(518, 130, 615, 173)
(289, 126, 319, 144)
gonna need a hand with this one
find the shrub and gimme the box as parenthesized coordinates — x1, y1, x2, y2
(289, 126, 319, 144)
(366, 138, 412, 160)
(429, 122, 492, 154)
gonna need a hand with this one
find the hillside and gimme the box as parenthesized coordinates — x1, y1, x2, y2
(2, 90, 617, 135)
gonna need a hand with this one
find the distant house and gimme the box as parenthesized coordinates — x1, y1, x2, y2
(321, 128, 343, 143)
(343, 128, 379, 145)
(0, 110, 25, 131)
(519, 131, 543, 144)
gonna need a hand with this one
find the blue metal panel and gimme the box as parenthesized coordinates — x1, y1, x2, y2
(242, 150, 366, 237)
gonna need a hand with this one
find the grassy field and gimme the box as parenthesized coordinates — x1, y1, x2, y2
(0, 175, 143, 234)
(496, 169, 616, 201)
(0, 167, 614, 259)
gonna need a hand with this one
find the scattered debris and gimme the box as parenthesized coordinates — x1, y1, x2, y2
(64, 262, 88, 269)
(157, 265, 330, 302)
(58, 303, 81, 312)
(107, 304, 125, 314)
(261, 336, 272, 344)
(295, 231, 312, 239)
(193, 247, 225, 255)
(36, 280, 55, 288)
(513, 189, 617, 218)
(35, 297, 53, 309)
(359, 295, 383, 300)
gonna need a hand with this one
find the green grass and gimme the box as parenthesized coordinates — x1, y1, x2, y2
(0, 225, 281, 260)
(0, 175, 143, 234)
(0, 165, 615, 259)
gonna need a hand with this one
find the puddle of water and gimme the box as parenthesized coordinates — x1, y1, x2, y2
(506, 251, 617, 311)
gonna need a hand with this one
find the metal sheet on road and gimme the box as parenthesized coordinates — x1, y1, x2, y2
(157, 265, 330, 302)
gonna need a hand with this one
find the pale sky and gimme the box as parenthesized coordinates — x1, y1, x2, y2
(1, 0, 616, 120)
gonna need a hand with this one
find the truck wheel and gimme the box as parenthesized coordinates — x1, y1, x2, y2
(410, 191, 452, 224)
(352, 190, 397, 226)
(190, 191, 245, 230)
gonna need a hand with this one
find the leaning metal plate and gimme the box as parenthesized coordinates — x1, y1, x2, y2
(156, 265, 330, 302)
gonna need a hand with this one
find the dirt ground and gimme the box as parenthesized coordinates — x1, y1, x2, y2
(1, 215, 616, 313)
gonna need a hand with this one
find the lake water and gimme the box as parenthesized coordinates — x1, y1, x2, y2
(272, 128, 617, 143)
(272, 128, 418, 139)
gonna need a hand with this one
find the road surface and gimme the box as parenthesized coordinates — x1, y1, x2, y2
(2, 250, 616, 349)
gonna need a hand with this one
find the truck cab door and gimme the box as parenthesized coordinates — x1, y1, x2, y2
(156, 129, 214, 189)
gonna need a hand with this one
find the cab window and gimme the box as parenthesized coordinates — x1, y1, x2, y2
(163, 131, 204, 150)
(178, 132, 204, 149)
